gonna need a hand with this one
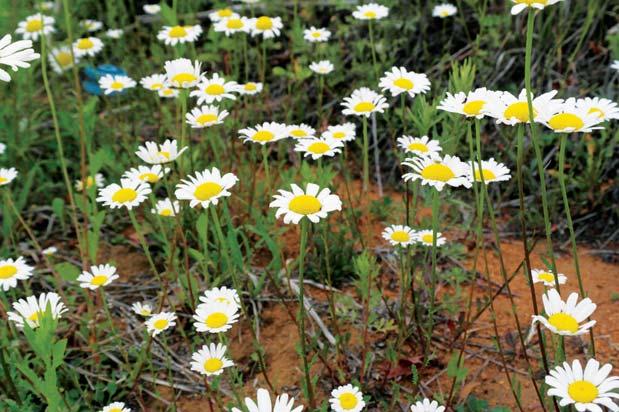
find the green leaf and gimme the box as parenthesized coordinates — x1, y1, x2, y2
(54, 262, 80, 282)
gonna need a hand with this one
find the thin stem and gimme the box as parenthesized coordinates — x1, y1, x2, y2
(368, 21, 379, 82)
(362, 117, 369, 193)
(297, 220, 315, 408)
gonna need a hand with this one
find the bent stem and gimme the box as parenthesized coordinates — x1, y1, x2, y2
(297, 219, 315, 408)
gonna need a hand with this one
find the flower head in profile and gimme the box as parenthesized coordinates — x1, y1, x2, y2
(151, 198, 180, 217)
(510, 0, 564, 15)
(15, 14, 55, 41)
(99, 75, 136, 95)
(294, 137, 344, 160)
(321, 123, 356, 142)
(140, 74, 168, 91)
(135, 139, 188, 164)
(239, 122, 288, 145)
(437, 88, 498, 118)
(100, 402, 131, 412)
(72, 37, 104, 57)
(191, 343, 234, 376)
(42, 246, 57, 256)
(397, 135, 441, 157)
(575, 97, 619, 122)
(532, 288, 596, 336)
(402, 154, 471, 191)
(214, 16, 251, 36)
(486, 89, 562, 125)
(132, 302, 153, 317)
(0, 167, 18, 186)
(0, 257, 34, 291)
(164, 58, 202, 88)
(143, 4, 161, 14)
(382, 225, 416, 247)
(342, 87, 389, 117)
(379, 67, 431, 98)
(310, 60, 334, 75)
(287, 124, 316, 139)
(468, 158, 511, 184)
(209, 8, 239, 22)
(415, 230, 447, 247)
(193, 301, 240, 333)
(105, 29, 124, 39)
(270, 183, 342, 224)
(531, 268, 567, 287)
(0, 142, 5, 155)
(49, 46, 79, 73)
(432, 4, 457, 18)
(77, 264, 119, 290)
(157, 25, 202, 46)
(158, 87, 179, 98)
(175, 168, 238, 209)
(352, 3, 389, 20)
(191, 73, 239, 104)
(81, 19, 103, 32)
(75, 173, 104, 192)
(8, 292, 67, 329)
(123, 165, 169, 185)
(304, 26, 331, 42)
(538, 98, 604, 133)
(545, 358, 619, 412)
(238, 81, 263, 95)
(410, 399, 445, 412)
(145, 312, 176, 336)
(97, 178, 151, 210)
(0, 34, 40, 82)
(249, 16, 283, 39)
(612, 61, 619, 71)
(200, 286, 240, 309)
(231, 388, 303, 412)
(330, 384, 366, 412)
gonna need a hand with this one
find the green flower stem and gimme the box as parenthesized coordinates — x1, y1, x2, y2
(261, 145, 271, 194)
(425, 187, 440, 359)
(368, 21, 379, 82)
(179, 90, 190, 174)
(99, 289, 129, 368)
(362, 116, 370, 193)
(297, 219, 315, 408)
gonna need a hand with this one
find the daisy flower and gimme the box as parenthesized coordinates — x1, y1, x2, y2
(0, 34, 40, 82)
(510, 0, 564, 15)
(321, 123, 356, 142)
(0, 142, 5, 154)
(100, 402, 131, 412)
(140, 74, 168, 91)
(304, 26, 331, 42)
(132, 302, 152, 317)
(238, 81, 263, 95)
(75, 173, 104, 192)
(145, 312, 176, 336)
(415, 230, 447, 247)
(330, 384, 366, 412)
(437, 87, 497, 119)
(342, 87, 389, 117)
(158, 87, 179, 98)
(164, 58, 202, 88)
(186, 105, 229, 128)
(486, 89, 562, 125)
(77, 264, 119, 290)
(72, 37, 104, 58)
(352, 3, 389, 20)
(175, 168, 238, 209)
(287, 124, 316, 139)
(143, 4, 161, 14)
(193, 301, 240, 333)
(214, 16, 251, 36)
(432, 4, 457, 18)
(532, 289, 596, 336)
(15, 14, 55, 41)
(538, 98, 604, 133)
(135, 139, 188, 164)
(38, 2, 55, 11)
(123, 164, 170, 184)
(294, 137, 344, 160)
(397, 135, 441, 157)
(231, 388, 303, 412)
(239, 122, 288, 145)
(531, 268, 567, 287)
(576, 97, 619, 122)
(310, 60, 334, 75)
(468, 158, 511, 184)
(0, 167, 18, 185)
(98, 74, 137, 95)
(0, 257, 34, 291)
(382, 225, 416, 247)
(105, 29, 124, 39)
(81, 19, 103, 32)
(190, 343, 234, 376)
(545, 358, 619, 412)
(199, 286, 240, 308)
(612, 61, 619, 71)
(96, 178, 151, 210)
(49, 46, 79, 73)
(8, 292, 67, 329)
(42, 246, 58, 256)
(157, 25, 202, 46)
(151, 198, 180, 217)
(249, 16, 283, 39)
(402, 154, 471, 191)
(191, 73, 239, 104)
(379, 67, 431, 98)
(209, 8, 239, 22)
(270, 183, 342, 224)
(410, 399, 446, 412)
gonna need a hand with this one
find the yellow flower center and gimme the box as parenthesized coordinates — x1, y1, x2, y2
(55, 51, 73, 67)
(194, 182, 223, 201)
(139, 172, 159, 182)
(108, 408, 122, 412)
(390, 231, 410, 243)
(440, 10, 450, 17)
(28, 312, 40, 322)
(153, 318, 169, 330)
(514, 0, 548, 5)
(150, 82, 163, 90)
(568, 380, 599, 403)
(169, 25, 188, 38)
(205, 84, 225, 95)
(311, 31, 321, 38)
(215, 297, 230, 304)
(205, 312, 229, 328)
(162, 89, 174, 96)
(226, 18, 243, 29)
(160, 208, 173, 216)
(363, 11, 377, 18)
(172, 73, 197, 85)
(203, 358, 224, 373)
(76, 38, 94, 50)
(197, 113, 219, 125)
(339, 393, 358, 410)
(407, 142, 428, 152)
(548, 113, 585, 131)
(158, 151, 171, 159)
(307, 142, 330, 154)
(421, 233, 435, 244)
(90, 275, 109, 286)
(420, 163, 455, 182)
(110, 81, 124, 90)
(354, 102, 375, 113)
(244, 82, 257, 91)
(289, 195, 321, 215)
(218, 9, 233, 17)
(0, 265, 18, 279)
(332, 131, 346, 139)
(83, 176, 94, 188)
(548, 313, 579, 333)
(504, 102, 535, 123)
(255, 16, 273, 30)
(393, 77, 414, 90)
(462, 100, 486, 116)
(25, 19, 43, 32)
(473, 168, 497, 181)
(252, 130, 275, 142)
(587, 107, 605, 119)
(112, 188, 138, 203)
(140, 309, 151, 316)
(537, 272, 555, 283)
(290, 129, 307, 138)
